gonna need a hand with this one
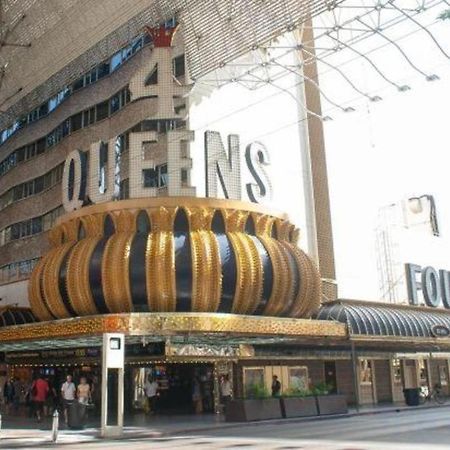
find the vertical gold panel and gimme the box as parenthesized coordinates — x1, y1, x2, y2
(191, 230, 222, 312)
(227, 232, 262, 314)
(66, 237, 102, 316)
(276, 242, 296, 316)
(258, 236, 290, 316)
(28, 254, 54, 321)
(102, 233, 134, 313)
(281, 241, 321, 318)
(42, 243, 75, 319)
(146, 231, 176, 312)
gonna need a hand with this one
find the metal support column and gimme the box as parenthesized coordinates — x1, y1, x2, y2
(351, 341, 360, 411)
(295, 22, 338, 301)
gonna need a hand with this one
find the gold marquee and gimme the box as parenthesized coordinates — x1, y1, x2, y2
(29, 197, 321, 321)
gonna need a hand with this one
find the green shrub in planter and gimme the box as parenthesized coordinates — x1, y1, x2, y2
(311, 382, 332, 396)
(246, 383, 270, 399)
(284, 387, 313, 398)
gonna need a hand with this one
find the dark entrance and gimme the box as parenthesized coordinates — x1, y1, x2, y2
(132, 363, 215, 414)
(324, 361, 338, 394)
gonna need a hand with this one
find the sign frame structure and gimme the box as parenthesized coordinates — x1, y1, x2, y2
(101, 333, 125, 438)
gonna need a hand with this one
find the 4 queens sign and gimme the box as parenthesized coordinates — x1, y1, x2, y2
(62, 28, 272, 213)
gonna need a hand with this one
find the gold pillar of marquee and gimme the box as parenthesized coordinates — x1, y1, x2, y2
(29, 197, 321, 321)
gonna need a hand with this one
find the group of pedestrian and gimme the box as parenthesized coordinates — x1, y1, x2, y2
(3, 373, 93, 424)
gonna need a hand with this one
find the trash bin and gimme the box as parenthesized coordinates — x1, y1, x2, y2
(68, 401, 87, 429)
(403, 388, 421, 406)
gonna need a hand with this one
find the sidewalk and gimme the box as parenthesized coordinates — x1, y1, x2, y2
(1, 402, 450, 448)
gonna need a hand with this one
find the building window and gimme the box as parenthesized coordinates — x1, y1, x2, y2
(71, 112, 83, 132)
(243, 367, 265, 397)
(145, 65, 158, 85)
(288, 367, 309, 393)
(119, 179, 129, 200)
(110, 94, 120, 114)
(360, 360, 372, 384)
(173, 54, 185, 79)
(96, 101, 109, 121)
(143, 164, 168, 188)
(392, 359, 402, 383)
(0, 34, 150, 148)
(0, 257, 40, 284)
(181, 169, 188, 186)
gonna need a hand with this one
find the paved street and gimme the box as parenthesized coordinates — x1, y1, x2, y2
(2, 407, 450, 449)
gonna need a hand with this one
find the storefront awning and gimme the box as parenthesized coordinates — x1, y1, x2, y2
(317, 300, 450, 339)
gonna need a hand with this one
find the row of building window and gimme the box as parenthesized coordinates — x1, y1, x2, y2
(0, 116, 187, 220)
(0, 163, 64, 211)
(0, 258, 40, 284)
(0, 53, 187, 180)
(0, 34, 152, 146)
(0, 87, 131, 178)
(0, 206, 64, 247)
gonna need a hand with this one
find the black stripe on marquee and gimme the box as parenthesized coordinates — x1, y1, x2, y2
(252, 237, 273, 315)
(89, 238, 110, 314)
(58, 246, 78, 316)
(129, 233, 150, 312)
(3, 310, 15, 326)
(174, 232, 192, 312)
(216, 233, 237, 313)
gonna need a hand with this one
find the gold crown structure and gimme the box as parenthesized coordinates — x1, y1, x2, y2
(29, 198, 321, 321)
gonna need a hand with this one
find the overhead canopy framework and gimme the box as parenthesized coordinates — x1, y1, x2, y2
(0, 0, 339, 128)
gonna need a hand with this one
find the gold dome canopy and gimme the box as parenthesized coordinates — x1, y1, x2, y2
(29, 197, 321, 321)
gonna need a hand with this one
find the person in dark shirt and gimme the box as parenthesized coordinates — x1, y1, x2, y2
(271, 375, 281, 397)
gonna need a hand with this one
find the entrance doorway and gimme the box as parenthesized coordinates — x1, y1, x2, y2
(324, 361, 337, 394)
(131, 363, 215, 414)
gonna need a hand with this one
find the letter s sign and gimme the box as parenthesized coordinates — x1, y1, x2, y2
(245, 141, 272, 204)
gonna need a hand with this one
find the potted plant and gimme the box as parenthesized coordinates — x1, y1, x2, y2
(312, 382, 348, 415)
(225, 383, 283, 422)
(280, 387, 318, 418)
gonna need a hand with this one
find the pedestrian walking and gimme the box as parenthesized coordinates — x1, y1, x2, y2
(220, 374, 232, 411)
(271, 375, 281, 397)
(144, 376, 159, 414)
(3, 378, 15, 414)
(61, 375, 76, 425)
(31, 374, 49, 422)
(77, 377, 91, 405)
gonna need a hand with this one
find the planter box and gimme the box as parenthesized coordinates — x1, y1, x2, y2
(225, 398, 283, 422)
(280, 396, 318, 418)
(316, 394, 348, 415)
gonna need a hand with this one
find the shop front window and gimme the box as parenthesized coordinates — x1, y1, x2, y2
(418, 359, 428, 386)
(439, 365, 448, 386)
(243, 367, 265, 397)
(288, 366, 309, 393)
(392, 358, 402, 383)
(360, 359, 372, 385)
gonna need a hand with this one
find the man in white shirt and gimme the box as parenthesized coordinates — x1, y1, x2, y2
(61, 374, 76, 424)
(143, 377, 159, 414)
(220, 374, 232, 411)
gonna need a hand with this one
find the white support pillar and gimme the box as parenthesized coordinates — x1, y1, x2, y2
(101, 333, 125, 438)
